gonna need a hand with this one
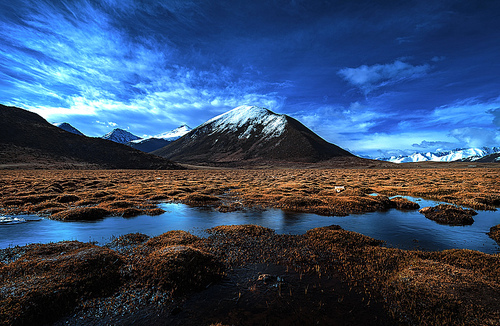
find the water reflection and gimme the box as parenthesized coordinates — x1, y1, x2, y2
(1, 198, 499, 254)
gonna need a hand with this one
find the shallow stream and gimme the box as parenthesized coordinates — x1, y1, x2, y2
(1, 196, 499, 253)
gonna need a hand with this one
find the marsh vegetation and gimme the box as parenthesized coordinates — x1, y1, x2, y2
(1, 168, 499, 325)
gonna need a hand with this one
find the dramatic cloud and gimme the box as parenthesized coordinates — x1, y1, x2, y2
(449, 128, 500, 148)
(1, 0, 500, 155)
(338, 60, 431, 95)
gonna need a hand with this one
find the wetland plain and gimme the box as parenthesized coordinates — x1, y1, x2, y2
(1, 167, 500, 325)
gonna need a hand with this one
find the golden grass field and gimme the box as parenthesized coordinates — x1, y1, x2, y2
(1, 167, 500, 325)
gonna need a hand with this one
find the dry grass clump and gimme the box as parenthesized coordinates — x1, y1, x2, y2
(305, 225, 384, 248)
(390, 197, 420, 210)
(119, 207, 144, 217)
(207, 224, 275, 237)
(424, 249, 500, 282)
(0, 241, 123, 326)
(384, 258, 500, 325)
(301, 227, 500, 325)
(419, 204, 477, 225)
(144, 230, 200, 247)
(134, 245, 224, 294)
(55, 194, 80, 203)
(184, 193, 220, 204)
(487, 225, 500, 245)
(50, 207, 111, 221)
(107, 233, 150, 247)
(145, 207, 166, 216)
(104, 200, 136, 208)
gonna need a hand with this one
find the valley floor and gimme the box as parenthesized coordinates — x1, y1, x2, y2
(1, 167, 500, 325)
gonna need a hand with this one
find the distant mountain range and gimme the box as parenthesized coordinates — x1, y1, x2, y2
(0, 104, 182, 169)
(152, 105, 367, 166)
(377, 147, 500, 163)
(6, 103, 496, 169)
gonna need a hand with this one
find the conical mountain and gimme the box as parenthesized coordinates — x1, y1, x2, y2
(153, 105, 355, 165)
(101, 128, 141, 144)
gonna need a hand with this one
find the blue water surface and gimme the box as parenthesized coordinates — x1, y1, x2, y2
(1, 197, 499, 253)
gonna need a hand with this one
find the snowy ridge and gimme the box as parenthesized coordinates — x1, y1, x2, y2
(131, 125, 192, 144)
(201, 105, 287, 139)
(101, 128, 142, 144)
(378, 147, 500, 163)
(155, 124, 191, 141)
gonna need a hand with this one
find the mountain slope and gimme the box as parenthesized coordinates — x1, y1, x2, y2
(153, 105, 355, 165)
(54, 122, 84, 136)
(378, 147, 500, 163)
(101, 128, 141, 144)
(464, 152, 500, 163)
(0, 104, 182, 169)
(127, 138, 172, 153)
(127, 125, 191, 153)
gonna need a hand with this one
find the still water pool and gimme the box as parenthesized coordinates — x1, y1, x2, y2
(1, 197, 499, 253)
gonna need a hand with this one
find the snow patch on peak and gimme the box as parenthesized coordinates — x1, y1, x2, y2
(154, 124, 191, 141)
(130, 125, 192, 144)
(102, 128, 141, 144)
(380, 147, 500, 163)
(54, 122, 84, 136)
(203, 105, 287, 139)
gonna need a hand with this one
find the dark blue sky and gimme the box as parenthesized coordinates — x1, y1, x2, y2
(1, 0, 499, 157)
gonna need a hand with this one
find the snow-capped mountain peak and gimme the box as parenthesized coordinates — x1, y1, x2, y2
(54, 122, 84, 136)
(101, 128, 141, 144)
(201, 105, 287, 140)
(378, 147, 500, 163)
(153, 124, 192, 141)
(153, 104, 353, 164)
(129, 124, 192, 144)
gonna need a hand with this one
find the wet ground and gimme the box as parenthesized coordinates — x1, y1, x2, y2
(55, 264, 392, 326)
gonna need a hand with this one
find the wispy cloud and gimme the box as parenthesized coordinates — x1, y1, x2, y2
(338, 60, 431, 94)
(0, 0, 286, 136)
(448, 128, 500, 148)
(429, 98, 500, 127)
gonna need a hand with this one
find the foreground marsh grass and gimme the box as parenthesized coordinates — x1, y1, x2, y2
(1, 168, 500, 325)
(1, 168, 499, 217)
(1, 225, 499, 325)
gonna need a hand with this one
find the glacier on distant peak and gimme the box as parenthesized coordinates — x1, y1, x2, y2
(379, 147, 500, 163)
(202, 105, 287, 139)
